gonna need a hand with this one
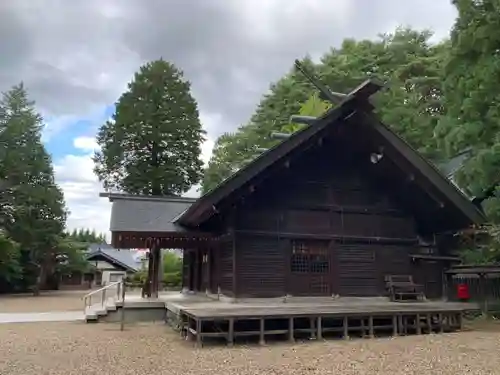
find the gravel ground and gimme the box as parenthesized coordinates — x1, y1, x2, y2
(1, 321, 500, 375)
(0, 291, 88, 313)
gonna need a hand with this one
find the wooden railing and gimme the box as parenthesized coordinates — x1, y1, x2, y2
(446, 265, 500, 314)
(82, 280, 124, 311)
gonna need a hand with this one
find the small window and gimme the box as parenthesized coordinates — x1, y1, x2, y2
(291, 240, 329, 273)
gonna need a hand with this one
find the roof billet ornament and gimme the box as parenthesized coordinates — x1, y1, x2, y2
(289, 115, 318, 125)
(294, 59, 347, 104)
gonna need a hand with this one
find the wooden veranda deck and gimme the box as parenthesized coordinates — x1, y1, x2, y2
(179, 300, 477, 347)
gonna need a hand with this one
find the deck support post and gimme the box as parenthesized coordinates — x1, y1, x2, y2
(309, 317, 316, 339)
(397, 315, 404, 335)
(228, 318, 234, 347)
(343, 316, 349, 340)
(288, 317, 295, 343)
(416, 314, 421, 335)
(392, 315, 398, 336)
(426, 314, 432, 334)
(360, 318, 366, 337)
(259, 318, 265, 346)
(368, 316, 374, 338)
(317, 317, 323, 340)
(438, 313, 444, 333)
(195, 319, 202, 348)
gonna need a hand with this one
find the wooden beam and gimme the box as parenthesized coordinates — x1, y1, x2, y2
(271, 132, 291, 140)
(290, 115, 318, 125)
(234, 229, 418, 244)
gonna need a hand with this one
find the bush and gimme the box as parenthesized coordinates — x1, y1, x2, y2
(163, 271, 182, 288)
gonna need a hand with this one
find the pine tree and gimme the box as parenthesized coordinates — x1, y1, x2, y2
(0, 84, 68, 294)
(93, 59, 205, 196)
(435, 0, 500, 220)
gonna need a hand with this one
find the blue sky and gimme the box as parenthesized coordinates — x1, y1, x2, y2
(45, 105, 115, 159)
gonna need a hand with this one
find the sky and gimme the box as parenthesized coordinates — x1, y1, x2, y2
(0, 0, 458, 238)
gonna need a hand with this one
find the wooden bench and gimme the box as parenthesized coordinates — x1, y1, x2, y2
(385, 275, 425, 302)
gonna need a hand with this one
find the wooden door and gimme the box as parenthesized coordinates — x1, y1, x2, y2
(289, 240, 331, 296)
(414, 260, 443, 300)
(337, 244, 379, 296)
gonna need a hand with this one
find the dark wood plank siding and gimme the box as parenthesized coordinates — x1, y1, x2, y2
(235, 234, 286, 297)
(226, 135, 445, 298)
(218, 238, 234, 297)
(336, 243, 379, 296)
(209, 246, 219, 294)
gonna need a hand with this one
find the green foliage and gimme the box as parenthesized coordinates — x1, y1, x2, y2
(67, 228, 106, 244)
(0, 83, 79, 294)
(54, 236, 92, 276)
(202, 28, 448, 192)
(163, 251, 182, 288)
(202, 56, 319, 193)
(459, 224, 500, 264)
(93, 59, 206, 196)
(163, 271, 182, 288)
(130, 269, 147, 286)
(163, 251, 182, 273)
(0, 231, 20, 283)
(435, 0, 500, 221)
(281, 92, 332, 134)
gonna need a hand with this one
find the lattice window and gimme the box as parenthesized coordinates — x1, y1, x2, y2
(291, 240, 329, 273)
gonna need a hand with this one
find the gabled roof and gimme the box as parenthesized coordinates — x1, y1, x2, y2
(438, 148, 472, 180)
(177, 79, 486, 229)
(85, 243, 141, 272)
(100, 193, 196, 233)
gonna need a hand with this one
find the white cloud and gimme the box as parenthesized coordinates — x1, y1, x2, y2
(54, 118, 216, 238)
(73, 136, 99, 152)
(54, 151, 110, 237)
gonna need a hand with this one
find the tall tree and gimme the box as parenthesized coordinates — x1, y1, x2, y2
(202, 28, 447, 192)
(0, 84, 68, 294)
(202, 56, 318, 193)
(435, 0, 500, 221)
(93, 59, 205, 196)
(0, 231, 20, 288)
(67, 228, 106, 244)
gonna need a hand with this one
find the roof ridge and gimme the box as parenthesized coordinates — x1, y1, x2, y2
(100, 192, 198, 204)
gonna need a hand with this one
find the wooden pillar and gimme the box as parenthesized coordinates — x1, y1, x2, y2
(145, 247, 154, 298)
(317, 316, 323, 340)
(228, 318, 234, 347)
(154, 246, 161, 298)
(392, 315, 398, 336)
(343, 316, 349, 340)
(426, 314, 432, 334)
(193, 249, 200, 292)
(259, 318, 265, 346)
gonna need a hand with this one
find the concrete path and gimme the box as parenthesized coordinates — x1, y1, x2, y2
(0, 311, 84, 324)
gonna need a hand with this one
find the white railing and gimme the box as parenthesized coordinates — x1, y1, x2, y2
(82, 280, 124, 311)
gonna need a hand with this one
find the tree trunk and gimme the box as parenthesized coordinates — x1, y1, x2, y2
(33, 264, 46, 296)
